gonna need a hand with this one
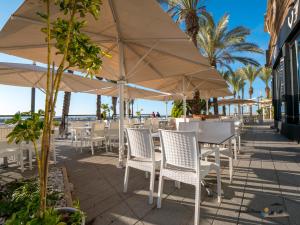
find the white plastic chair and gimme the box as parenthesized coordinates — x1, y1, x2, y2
(82, 122, 107, 155)
(0, 141, 24, 172)
(107, 121, 119, 151)
(0, 127, 24, 172)
(157, 130, 221, 225)
(124, 128, 161, 204)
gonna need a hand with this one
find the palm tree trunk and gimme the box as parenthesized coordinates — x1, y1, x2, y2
(213, 98, 219, 115)
(242, 87, 244, 115)
(59, 91, 71, 136)
(249, 93, 253, 116)
(96, 95, 101, 120)
(112, 96, 117, 118)
(131, 100, 134, 117)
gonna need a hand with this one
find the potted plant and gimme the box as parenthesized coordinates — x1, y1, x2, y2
(136, 108, 143, 122)
(4, 0, 108, 223)
(101, 103, 111, 120)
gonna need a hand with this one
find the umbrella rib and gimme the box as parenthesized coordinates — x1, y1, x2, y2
(126, 45, 164, 79)
(126, 41, 160, 78)
(108, 0, 122, 40)
(131, 42, 209, 67)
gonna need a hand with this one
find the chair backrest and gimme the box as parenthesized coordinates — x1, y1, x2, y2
(190, 121, 234, 137)
(178, 122, 199, 132)
(159, 130, 199, 170)
(126, 128, 154, 159)
(92, 122, 106, 137)
(0, 127, 13, 141)
(151, 118, 159, 132)
(109, 121, 119, 130)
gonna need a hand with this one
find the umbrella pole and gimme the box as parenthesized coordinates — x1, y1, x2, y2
(118, 80, 125, 167)
(206, 98, 209, 115)
(31, 87, 36, 113)
(182, 77, 187, 122)
(165, 101, 168, 119)
(118, 40, 126, 168)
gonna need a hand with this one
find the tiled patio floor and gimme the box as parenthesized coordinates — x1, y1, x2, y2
(1, 124, 300, 224)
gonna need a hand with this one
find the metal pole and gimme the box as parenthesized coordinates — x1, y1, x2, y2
(126, 99, 130, 118)
(206, 98, 209, 115)
(31, 87, 35, 113)
(118, 41, 125, 167)
(165, 101, 168, 119)
(182, 77, 187, 121)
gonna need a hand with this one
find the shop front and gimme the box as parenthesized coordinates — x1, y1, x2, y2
(271, 0, 300, 140)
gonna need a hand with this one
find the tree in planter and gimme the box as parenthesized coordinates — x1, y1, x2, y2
(197, 12, 263, 115)
(96, 94, 102, 120)
(14, 0, 106, 216)
(59, 91, 71, 136)
(101, 103, 111, 120)
(161, 0, 206, 114)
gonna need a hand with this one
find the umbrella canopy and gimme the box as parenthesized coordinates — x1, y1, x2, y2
(144, 93, 193, 101)
(0, 0, 226, 166)
(90, 85, 163, 100)
(0, 0, 213, 82)
(200, 88, 232, 99)
(136, 70, 227, 94)
(217, 98, 257, 106)
(0, 62, 116, 93)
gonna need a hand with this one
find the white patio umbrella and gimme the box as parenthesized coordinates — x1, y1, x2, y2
(144, 93, 194, 119)
(0, 0, 225, 166)
(0, 62, 116, 93)
(88, 85, 164, 117)
(137, 72, 228, 118)
(199, 88, 232, 115)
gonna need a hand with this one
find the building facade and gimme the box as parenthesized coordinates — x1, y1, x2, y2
(265, 0, 300, 140)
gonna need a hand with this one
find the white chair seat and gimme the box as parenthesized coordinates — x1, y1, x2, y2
(127, 152, 161, 171)
(161, 160, 218, 185)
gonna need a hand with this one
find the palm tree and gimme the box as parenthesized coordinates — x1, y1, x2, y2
(161, 0, 205, 115)
(112, 96, 118, 118)
(59, 91, 71, 135)
(197, 12, 263, 115)
(227, 72, 245, 99)
(239, 65, 262, 115)
(163, 0, 205, 47)
(259, 67, 272, 99)
(96, 95, 101, 120)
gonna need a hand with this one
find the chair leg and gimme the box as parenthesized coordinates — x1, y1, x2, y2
(233, 138, 237, 160)
(149, 168, 155, 204)
(238, 135, 241, 153)
(91, 141, 94, 155)
(194, 181, 201, 225)
(157, 174, 164, 208)
(229, 157, 233, 183)
(123, 165, 130, 193)
(216, 166, 222, 203)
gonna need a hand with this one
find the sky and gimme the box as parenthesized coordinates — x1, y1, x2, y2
(0, 0, 269, 116)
